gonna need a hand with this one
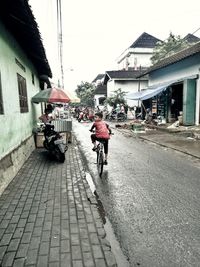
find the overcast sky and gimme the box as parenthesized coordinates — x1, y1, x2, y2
(29, 0, 200, 93)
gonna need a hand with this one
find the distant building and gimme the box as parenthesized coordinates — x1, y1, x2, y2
(92, 74, 107, 109)
(116, 32, 161, 70)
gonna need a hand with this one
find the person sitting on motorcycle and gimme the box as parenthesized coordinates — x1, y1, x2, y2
(89, 112, 112, 165)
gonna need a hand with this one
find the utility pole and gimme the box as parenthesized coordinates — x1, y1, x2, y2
(57, 0, 64, 89)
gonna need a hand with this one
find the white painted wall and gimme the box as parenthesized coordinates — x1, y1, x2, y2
(107, 79, 148, 107)
(117, 47, 153, 70)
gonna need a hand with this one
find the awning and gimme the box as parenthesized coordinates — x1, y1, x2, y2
(126, 81, 173, 101)
(126, 75, 198, 101)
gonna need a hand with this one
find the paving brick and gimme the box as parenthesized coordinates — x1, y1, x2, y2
(7, 238, 20, 251)
(21, 232, 32, 243)
(25, 249, 38, 265)
(72, 260, 84, 267)
(61, 239, 70, 253)
(95, 258, 107, 267)
(0, 246, 7, 260)
(71, 234, 80, 245)
(72, 245, 82, 260)
(2, 251, 15, 266)
(24, 222, 34, 233)
(5, 224, 17, 234)
(0, 233, 13, 246)
(92, 245, 104, 259)
(39, 242, 50, 255)
(37, 255, 48, 267)
(41, 231, 51, 242)
(49, 246, 59, 262)
(17, 219, 27, 228)
(32, 226, 42, 237)
(60, 253, 71, 267)
(0, 219, 10, 229)
(29, 236, 41, 250)
(0, 142, 117, 267)
(16, 243, 28, 258)
(10, 215, 20, 224)
(13, 228, 24, 239)
(13, 258, 26, 267)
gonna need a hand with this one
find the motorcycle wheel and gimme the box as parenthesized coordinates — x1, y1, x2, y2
(55, 149, 65, 163)
(43, 140, 48, 150)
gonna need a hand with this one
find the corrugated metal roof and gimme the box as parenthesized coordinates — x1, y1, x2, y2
(0, 0, 52, 78)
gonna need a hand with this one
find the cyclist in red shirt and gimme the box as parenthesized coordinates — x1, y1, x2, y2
(89, 112, 112, 165)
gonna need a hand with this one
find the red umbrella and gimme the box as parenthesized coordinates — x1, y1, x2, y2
(32, 87, 71, 103)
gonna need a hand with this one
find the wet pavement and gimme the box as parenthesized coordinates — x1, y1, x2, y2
(0, 138, 117, 267)
(73, 120, 200, 267)
(118, 126, 200, 159)
(1, 119, 200, 267)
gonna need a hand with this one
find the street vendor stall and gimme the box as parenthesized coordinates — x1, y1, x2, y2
(32, 87, 73, 146)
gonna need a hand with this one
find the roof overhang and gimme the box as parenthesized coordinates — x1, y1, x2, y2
(0, 0, 52, 78)
(126, 75, 198, 100)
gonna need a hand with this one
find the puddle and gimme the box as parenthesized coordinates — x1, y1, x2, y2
(85, 172, 96, 193)
(85, 171, 130, 267)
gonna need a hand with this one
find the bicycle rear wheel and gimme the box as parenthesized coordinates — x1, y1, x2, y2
(97, 151, 104, 176)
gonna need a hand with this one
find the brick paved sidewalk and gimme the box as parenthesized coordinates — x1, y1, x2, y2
(0, 139, 117, 266)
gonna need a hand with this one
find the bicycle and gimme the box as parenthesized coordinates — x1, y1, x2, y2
(96, 139, 105, 177)
(90, 130, 113, 177)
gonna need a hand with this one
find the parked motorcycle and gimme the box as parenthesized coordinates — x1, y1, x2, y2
(43, 123, 67, 163)
(77, 111, 94, 122)
(107, 111, 127, 122)
(77, 111, 87, 122)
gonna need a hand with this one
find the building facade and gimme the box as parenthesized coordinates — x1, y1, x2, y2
(0, 0, 52, 194)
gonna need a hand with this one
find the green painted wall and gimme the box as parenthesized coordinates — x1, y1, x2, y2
(0, 21, 42, 159)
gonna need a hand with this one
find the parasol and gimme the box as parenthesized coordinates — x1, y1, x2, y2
(32, 87, 71, 103)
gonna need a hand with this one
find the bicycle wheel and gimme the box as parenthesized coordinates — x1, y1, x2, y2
(97, 151, 104, 176)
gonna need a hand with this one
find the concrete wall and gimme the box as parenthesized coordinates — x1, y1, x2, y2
(0, 21, 42, 193)
(148, 55, 200, 125)
(117, 47, 153, 70)
(107, 79, 148, 107)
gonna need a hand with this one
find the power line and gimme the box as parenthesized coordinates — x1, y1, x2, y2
(57, 0, 64, 88)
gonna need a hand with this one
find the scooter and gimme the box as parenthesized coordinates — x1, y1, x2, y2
(77, 111, 87, 122)
(43, 123, 67, 163)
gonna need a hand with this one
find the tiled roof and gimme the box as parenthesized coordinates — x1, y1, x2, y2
(92, 74, 105, 83)
(130, 32, 161, 48)
(184, 33, 200, 43)
(139, 41, 200, 76)
(106, 69, 148, 79)
(0, 0, 52, 77)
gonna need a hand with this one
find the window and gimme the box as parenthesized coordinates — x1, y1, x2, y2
(0, 72, 4, 114)
(99, 97, 106, 105)
(15, 58, 26, 72)
(17, 73, 28, 113)
(31, 73, 35, 85)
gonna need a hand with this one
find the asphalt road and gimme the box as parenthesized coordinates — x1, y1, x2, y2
(73, 120, 200, 267)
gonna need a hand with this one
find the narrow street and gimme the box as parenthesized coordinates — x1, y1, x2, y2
(73, 119, 200, 267)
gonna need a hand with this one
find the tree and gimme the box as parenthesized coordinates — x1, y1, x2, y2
(105, 88, 127, 108)
(75, 81, 95, 107)
(150, 33, 191, 65)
